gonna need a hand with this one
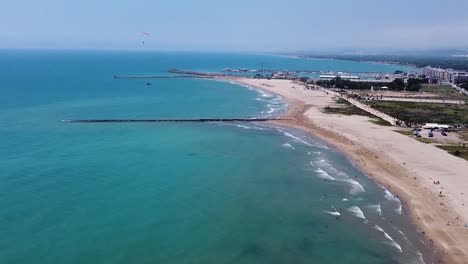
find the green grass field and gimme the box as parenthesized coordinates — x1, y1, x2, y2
(368, 101, 468, 125)
(436, 145, 468, 161)
(421, 85, 468, 100)
(369, 118, 393, 126)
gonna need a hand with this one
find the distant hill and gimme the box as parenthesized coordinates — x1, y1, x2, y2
(286, 49, 468, 71)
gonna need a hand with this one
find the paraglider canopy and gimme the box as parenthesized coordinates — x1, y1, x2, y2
(140, 32, 150, 44)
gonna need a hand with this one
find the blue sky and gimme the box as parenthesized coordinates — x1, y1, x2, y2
(2, 0, 468, 51)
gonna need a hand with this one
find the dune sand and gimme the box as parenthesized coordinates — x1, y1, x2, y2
(223, 77, 468, 263)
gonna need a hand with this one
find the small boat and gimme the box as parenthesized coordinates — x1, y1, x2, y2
(146, 82, 152, 86)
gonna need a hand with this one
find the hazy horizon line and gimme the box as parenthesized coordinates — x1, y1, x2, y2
(2, 47, 468, 56)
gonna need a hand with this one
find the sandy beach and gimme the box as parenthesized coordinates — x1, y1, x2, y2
(224, 77, 468, 263)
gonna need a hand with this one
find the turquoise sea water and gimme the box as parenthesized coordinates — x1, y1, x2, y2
(0, 51, 428, 263)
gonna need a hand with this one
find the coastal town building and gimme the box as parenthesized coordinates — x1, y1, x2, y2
(422, 66, 468, 84)
(453, 72, 468, 83)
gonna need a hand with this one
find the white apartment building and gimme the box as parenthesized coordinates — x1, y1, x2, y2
(421, 66, 468, 84)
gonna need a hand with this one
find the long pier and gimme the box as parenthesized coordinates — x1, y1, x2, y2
(61, 118, 289, 123)
(168, 69, 225, 76)
(114, 75, 215, 79)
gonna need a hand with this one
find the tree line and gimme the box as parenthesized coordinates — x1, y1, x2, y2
(303, 54, 468, 71)
(314, 77, 426, 91)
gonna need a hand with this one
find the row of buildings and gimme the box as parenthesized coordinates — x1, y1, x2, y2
(421, 66, 468, 84)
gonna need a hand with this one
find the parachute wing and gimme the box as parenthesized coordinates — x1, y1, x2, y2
(139, 32, 150, 44)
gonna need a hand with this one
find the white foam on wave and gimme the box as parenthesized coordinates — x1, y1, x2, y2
(279, 130, 314, 147)
(261, 97, 287, 117)
(314, 158, 342, 174)
(225, 80, 287, 116)
(374, 225, 403, 253)
(229, 81, 255, 91)
(233, 124, 264, 131)
(265, 104, 275, 114)
(324, 206, 341, 216)
(384, 189, 402, 214)
(384, 189, 396, 200)
(416, 251, 425, 264)
(341, 179, 365, 195)
(236, 124, 251, 129)
(282, 143, 295, 150)
(347, 206, 367, 222)
(314, 159, 340, 174)
(276, 129, 329, 149)
(392, 225, 412, 248)
(336, 171, 350, 178)
(393, 226, 406, 238)
(391, 225, 425, 263)
(257, 96, 281, 103)
(324, 211, 341, 216)
(271, 97, 282, 103)
(367, 204, 382, 216)
(257, 89, 274, 98)
(395, 203, 402, 214)
(314, 167, 336, 181)
(313, 158, 365, 195)
(227, 81, 285, 116)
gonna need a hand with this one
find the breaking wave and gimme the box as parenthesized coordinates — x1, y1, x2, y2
(314, 167, 336, 181)
(347, 206, 367, 222)
(282, 143, 295, 150)
(324, 211, 341, 216)
(384, 189, 402, 214)
(313, 158, 365, 195)
(278, 129, 314, 147)
(367, 204, 382, 217)
(374, 225, 403, 253)
(341, 179, 365, 195)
